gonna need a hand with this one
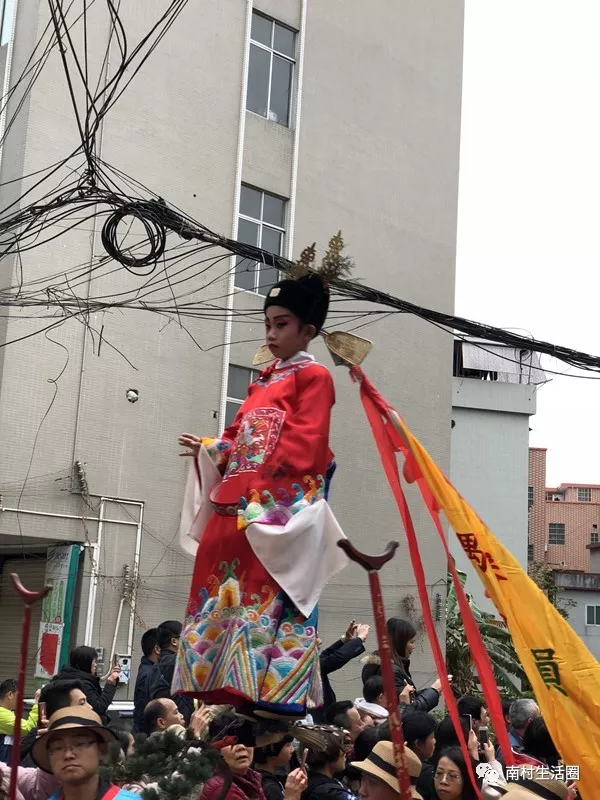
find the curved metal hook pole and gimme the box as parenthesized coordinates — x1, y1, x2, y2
(8, 574, 52, 800)
(336, 539, 412, 800)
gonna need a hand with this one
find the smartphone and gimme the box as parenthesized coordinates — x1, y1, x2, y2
(300, 748, 308, 772)
(479, 726, 489, 746)
(460, 714, 473, 738)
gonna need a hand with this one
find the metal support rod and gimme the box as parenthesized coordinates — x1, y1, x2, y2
(0, 505, 137, 525)
(84, 501, 104, 645)
(82, 498, 143, 654)
(127, 502, 144, 659)
(89, 495, 144, 505)
(109, 596, 125, 667)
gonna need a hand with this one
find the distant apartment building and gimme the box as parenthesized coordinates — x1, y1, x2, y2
(449, 339, 544, 613)
(528, 448, 600, 572)
(528, 447, 600, 658)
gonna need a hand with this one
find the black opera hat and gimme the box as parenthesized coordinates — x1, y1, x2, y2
(263, 273, 329, 334)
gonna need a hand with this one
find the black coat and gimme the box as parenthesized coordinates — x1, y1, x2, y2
(302, 773, 358, 800)
(257, 770, 285, 800)
(19, 728, 38, 767)
(52, 664, 117, 724)
(415, 759, 435, 800)
(132, 655, 154, 733)
(147, 649, 194, 724)
(360, 652, 439, 713)
(313, 637, 366, 723)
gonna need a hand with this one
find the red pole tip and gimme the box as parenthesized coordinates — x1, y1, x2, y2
(336, 540, 399, 572)
(9, 573, 52, 603)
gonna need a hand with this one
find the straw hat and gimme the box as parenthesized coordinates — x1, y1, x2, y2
(352, 740, 423, 798)
(32, 706, 117, 773)
(502, 777, 569, 800)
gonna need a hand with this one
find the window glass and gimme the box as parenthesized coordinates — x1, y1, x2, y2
(247, 44, 270, 117)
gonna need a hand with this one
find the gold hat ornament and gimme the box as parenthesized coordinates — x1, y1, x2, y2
(254, 233, 372, 369)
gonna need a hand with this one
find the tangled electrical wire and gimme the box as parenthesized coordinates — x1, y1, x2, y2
(0, 0, 599, 380)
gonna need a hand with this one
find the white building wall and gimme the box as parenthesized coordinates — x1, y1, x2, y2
(450, 378, 536, 614)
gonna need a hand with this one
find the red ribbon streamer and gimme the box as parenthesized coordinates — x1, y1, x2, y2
(354, 371, 515, 768)
(354, 368, 516, 794)
(368, 570, 414, 800)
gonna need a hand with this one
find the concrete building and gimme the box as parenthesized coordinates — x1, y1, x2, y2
(528, 448, 600, 658)
(0, 0, 464, 698)
(528, 449, 600, 572)
(554, 569, 600, 660)
(449, 339, 543, 613)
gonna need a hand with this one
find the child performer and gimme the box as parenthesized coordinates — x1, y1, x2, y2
(173, 273, 348, 720)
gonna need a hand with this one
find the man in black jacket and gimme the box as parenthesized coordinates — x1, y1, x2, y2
(313, 620, 370, 723)
(132, 628, 160, 733)
(147, 620, 194, 725)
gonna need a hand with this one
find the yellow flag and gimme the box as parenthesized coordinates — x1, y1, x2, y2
(395, 414, 600, 795)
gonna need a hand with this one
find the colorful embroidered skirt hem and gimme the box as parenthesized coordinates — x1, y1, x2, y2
(173, 513, 323, 714)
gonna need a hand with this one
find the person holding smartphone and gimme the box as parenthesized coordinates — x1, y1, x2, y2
(457, 696, 490, 755)
(361, 618, 450, 712)
(52, 646, 120, 725)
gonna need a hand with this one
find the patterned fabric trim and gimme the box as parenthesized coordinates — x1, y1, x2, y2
(201, 437, 231, 469)
(255, 360, 318, 387)
(176, 559, 323, 710)
(223, 408, 285, 482)
(237, 475, 327, 530)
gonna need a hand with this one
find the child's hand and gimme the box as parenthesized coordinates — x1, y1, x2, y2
(179, 433, 202, 457)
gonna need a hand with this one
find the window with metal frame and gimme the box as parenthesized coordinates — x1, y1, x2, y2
(585, 605, 600, 626)
(1, 0, 16, 46)
(528, 486, 534, 508)
(246, 11, 296, 127)
(527, 542, 534, 561)
(591, 529, 599, 545)
(548, 522, 565, 545)
(225, 364, 257, 428)
(235, 184, 286, 295)
(578, 487, 592, 502)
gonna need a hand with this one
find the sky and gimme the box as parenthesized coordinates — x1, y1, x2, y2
(456, 0, 600, 486)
